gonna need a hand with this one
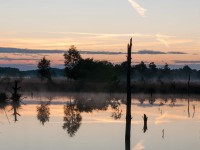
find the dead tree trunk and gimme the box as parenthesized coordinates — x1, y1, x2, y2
(125, 38, 132, 150)
(12, 80, 21, 102)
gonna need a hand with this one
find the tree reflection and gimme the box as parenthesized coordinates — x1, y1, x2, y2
(37, 100, 51, 125)
(62, 94, 124, 137)
(74, 95, 109, 113)
(10, 101, 21, 122)
(138, 98, 145, 104)
(148, 92, 156, 105)
(0, 92, 9, 109)
(111, 108, 122, 120)
(192, 105, 195, 118)
(110, 98, 123, 120)
(0, 92, 10, 123)
(63, 102, 82, 137)
(10, 80, 23, 122)
(162, 129, 165, 139)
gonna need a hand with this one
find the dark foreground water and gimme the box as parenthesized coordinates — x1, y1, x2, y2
(0, 93, 200, 150)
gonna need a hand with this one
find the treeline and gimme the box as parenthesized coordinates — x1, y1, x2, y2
(0, 54, 200, 83)
(0, 67, 64, 78)
(37, 45, 200, 82)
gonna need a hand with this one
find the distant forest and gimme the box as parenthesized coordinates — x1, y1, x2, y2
(0, 60, 200, 82)
(1, 46, 200, 83)
(1, 45, 200, 94)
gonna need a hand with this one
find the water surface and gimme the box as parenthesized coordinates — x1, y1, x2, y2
(0, 93, 200, 150)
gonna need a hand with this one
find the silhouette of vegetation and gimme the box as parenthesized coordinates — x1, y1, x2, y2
(162, 129, 165, 139)
(10, 81, 23, 122)
(10, 101, 21, 122)
(70, 94, 123, 115)
(1, 45, 200, 94)
(0, 92, 8, 103)
(37, 56, 52, 81)
(37, 100, 51, 125)
(0, 92, 10, 123)
(105, 97, 123, 120)
(72, 58, 115, 82)
(61, 94, 125, 137)
(63, 102, 82, 137)
(64, 45, 82, 80)
(11, 80, 22, 102)
(0, 67, 20, 77)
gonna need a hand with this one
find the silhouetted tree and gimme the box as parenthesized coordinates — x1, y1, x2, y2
(135, 61, 147, 73)
(64, 45, 82, 80)
(149, 62, 157, 71)
(164, 63, 170, 71)
(11, 80, 22, 102)
(68, 58, 115, 82)
(183, 65, 192, 73)
(160, 63, 171, 80)
(37, 57, 51, 81)
(114, 61, 127, 79)
(148, 62, 157, 78)
(134, 61, 147, 81)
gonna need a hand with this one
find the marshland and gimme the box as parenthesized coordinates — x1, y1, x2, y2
(0, 41, 200, 150)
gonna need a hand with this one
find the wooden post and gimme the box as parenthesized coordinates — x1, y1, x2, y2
(125, 38, 132, 150)
(143, 114, 148, 133)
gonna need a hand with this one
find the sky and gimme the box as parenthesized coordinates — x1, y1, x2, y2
(0, 0, 200, 70)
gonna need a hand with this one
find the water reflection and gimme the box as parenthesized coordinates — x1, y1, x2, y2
(188, 97, 190, 118)
(149, 94, 156, 105)
(37, 100, 51, 125)
(162, 129, 165, 139)
(63, 102, 82, 137)
(10, 80, 23, 122)
(1, 91, 200, 150)
(71, 94, 124, 118)
(10, 101, 21, 122)
(142, 114, 148, 133)
(110, 98, 123, 120)
(0, 92, 10, 123)
(111, 107, 122, 120)
(62, 95, 124, 137)
(192, 105, 195, 118)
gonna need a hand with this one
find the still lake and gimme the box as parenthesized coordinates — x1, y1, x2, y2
(0, 92, 200, 150)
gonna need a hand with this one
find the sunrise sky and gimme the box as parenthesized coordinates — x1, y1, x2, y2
(0, 0, 200, 70)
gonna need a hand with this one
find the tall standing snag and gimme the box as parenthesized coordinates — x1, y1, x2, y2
(125, 38, 132, 150)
